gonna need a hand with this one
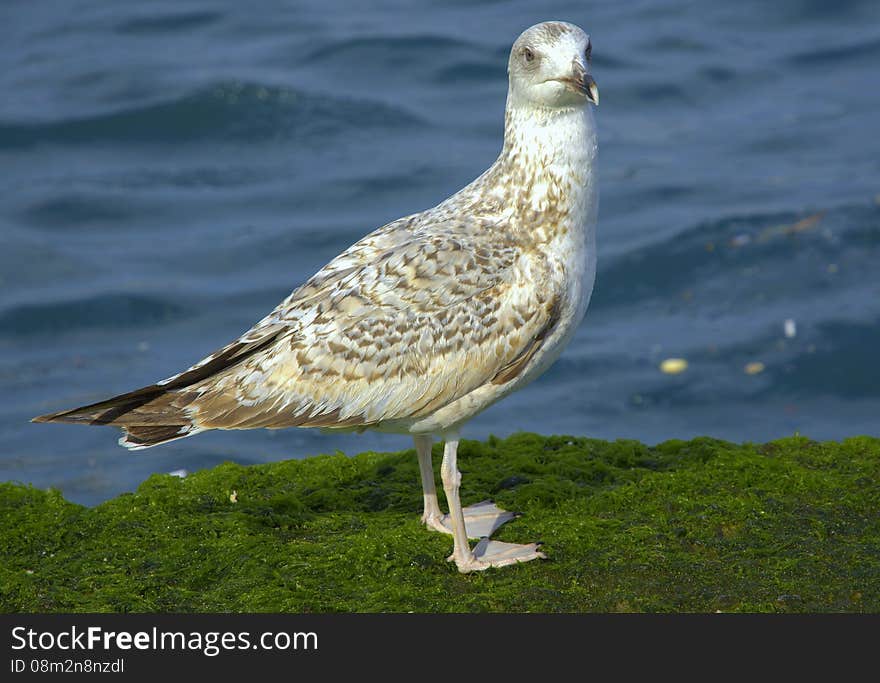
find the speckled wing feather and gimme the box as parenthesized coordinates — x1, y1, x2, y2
(163, 211, 560, 432)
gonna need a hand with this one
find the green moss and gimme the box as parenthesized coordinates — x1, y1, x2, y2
(1, 433, 878, 612)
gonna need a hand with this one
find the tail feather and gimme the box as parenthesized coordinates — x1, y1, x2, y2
(119, 424, 204, 450)
(32, 384, 173, 426)
(32, 384, 199, 450)
(31, 326, 284, 449)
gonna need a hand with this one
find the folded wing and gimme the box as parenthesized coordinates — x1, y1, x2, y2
(34, 213, 561, 447)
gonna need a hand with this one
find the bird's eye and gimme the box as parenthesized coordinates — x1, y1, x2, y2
(522, 47, 535, 63)
(585, 41, 592, 61)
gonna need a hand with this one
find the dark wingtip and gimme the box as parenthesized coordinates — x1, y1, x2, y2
(30, 409, 90, 424)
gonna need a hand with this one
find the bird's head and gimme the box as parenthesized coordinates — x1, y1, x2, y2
(507, 21, 598, 110)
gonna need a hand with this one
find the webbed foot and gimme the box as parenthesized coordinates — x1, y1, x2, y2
(423, 500, 518, 539)
(449, 539, 546, 573)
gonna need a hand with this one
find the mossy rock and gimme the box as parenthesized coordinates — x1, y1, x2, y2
(1, 433, 878, 612)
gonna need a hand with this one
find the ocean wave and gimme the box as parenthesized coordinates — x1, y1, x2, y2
(303, 34, 484, 66)
(433, 61, 502, 84)
(768, 318, 880, 398)
(785, 37, 880, 67)
(621, 313, 880, 406)
(301, 33, 503, 87)
(0, 293, 189, 338)
(594, 203, 876, 310)
(609, 80, 691, 107)
(114, 10, 223, 35)
(0, 81, 421, 150)
(19, 194, 138, 228)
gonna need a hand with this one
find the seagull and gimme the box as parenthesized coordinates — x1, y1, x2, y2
(33, 20, 599, 573)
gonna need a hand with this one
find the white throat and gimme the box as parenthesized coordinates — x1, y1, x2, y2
(484, 100, 598, 243)
(502, 100, 596, 173)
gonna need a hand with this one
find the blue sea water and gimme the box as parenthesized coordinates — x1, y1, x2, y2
(1, 0, 879, 505)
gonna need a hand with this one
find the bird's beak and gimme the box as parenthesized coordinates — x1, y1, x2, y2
(570, 62, 599, 105)
(582, 73, 599, 106)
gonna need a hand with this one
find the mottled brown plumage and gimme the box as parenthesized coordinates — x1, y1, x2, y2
(34, 215, 565, 444)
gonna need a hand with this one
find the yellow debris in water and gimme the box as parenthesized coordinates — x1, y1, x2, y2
(744, 362, 765, 375)
(660, 358, 688, 374)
